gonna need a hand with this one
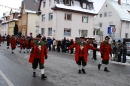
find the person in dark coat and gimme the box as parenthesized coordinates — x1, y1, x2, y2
(6, 35, 10, 49)
(116, 40, 122, 62)
(92, 40, 97, 60)
(122, 42, 127, 63)
(57, 40, 62, 52)
(70, 39, 74, 54)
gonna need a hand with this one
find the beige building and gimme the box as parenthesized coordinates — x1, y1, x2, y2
(94, 0, 130, 41)
(38, 0, 97, 40)
(8, 9, 19, 36)
(18, 0, 40, 37)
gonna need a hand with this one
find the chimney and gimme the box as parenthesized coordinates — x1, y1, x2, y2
(118, 0, 121, 5)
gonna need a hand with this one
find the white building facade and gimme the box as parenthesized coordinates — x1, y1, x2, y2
(94, 0, 130, 41)
(38, 0, 97, 40)
(1, 12, 10, 36)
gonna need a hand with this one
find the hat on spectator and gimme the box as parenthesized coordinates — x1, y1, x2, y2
(36, 34, 42, 38)
(80, 37, 85, 39)
(105, 36, 110, 39)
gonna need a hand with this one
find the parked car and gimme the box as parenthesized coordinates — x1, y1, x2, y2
(126, 42, 130, 56)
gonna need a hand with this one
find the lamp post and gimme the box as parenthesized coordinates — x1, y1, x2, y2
(78, 29, 81, 37)
(94, 27, 100, 40)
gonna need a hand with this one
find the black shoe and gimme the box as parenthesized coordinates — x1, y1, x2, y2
(33, 72, 36, 77)
(19, 51, 21, 53)
(82, 69, 86, 74)
(12, 52, 14, 54)
(104, 67, 110, 72)
(78, 70, 81, 74)
(24, 52, 25, 53)
(41, 74, 47, 79)
(98, 64, 101, 70)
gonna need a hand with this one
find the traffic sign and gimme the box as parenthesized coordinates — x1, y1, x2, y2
(112, 27, 116, 32)
(108, 27, 111, 34)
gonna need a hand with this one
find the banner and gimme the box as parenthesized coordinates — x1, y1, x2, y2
(0, 4, 19, 10)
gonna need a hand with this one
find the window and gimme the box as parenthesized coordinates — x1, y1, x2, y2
(22, 18, 26, 25)
(41, 28, 45, 35)
(49, 13, 53, 20)
(81, 30, 88, 37)
(64, 28, 71, 36)
(126, 22, 129, 28)
(42, 14, 45, 22)
(48, 28, 52, 36)
(100, 14, 102, 17)
(109, 22, 113, 25)
(83, 3, 86, 9)
(36, 29, 39, 33)
(65, 13, 72, 20)
(82, 16, 88, 23)
(65, 0, 70, 5)
(49, 0, 51, 6)
(43, 2, 46, 8)
(99, 23, 102, 27)
(104, 12, 107, 17)
(108, 12, 112, 16)
(125, 33, 129, 38)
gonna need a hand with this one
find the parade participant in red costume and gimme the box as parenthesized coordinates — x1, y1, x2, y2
(19, 36, 26, 53)
(98, 36, 111, 72)
(10, 35, 16, 54)
(68, 37, 99, 74)
(29, 34, 48, 79)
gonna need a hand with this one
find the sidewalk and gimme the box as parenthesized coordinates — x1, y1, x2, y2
(89, 50, 130, 65)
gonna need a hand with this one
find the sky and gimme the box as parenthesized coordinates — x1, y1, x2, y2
(3, 0, 130, 18)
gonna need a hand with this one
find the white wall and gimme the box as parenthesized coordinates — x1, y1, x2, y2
(121, 21, 130, 38)
(27, 13, 39, 37)
(39, 0, 95, 40)
(94, 0, 121, 40)
(55, 10, 94, 40)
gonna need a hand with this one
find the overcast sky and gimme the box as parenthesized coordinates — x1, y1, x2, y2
(2, 0, 130, 18)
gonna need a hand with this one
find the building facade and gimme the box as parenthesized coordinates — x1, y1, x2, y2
(18, 0, 40, 37)
(0, 12, 10, 36)
(94, 0, 130, 41)
(8, 9, 19, 36)
(38, 0, 97, 40)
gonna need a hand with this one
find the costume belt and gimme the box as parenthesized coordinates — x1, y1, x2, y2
(37, 51, 41, 54)
(79, 52, 84, 54)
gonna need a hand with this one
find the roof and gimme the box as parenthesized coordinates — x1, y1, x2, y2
(25, 9, 37, 13)
(12, 9, 20, 13)
(24, 0, 40, 12)
(3, 11, 10, 17)
(108, 0, 130, 21)
(52, 0, 97, 15)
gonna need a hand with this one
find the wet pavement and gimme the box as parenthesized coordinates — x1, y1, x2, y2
(0, 42, 130, 86)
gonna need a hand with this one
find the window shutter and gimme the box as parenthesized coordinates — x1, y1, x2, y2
(64, 14, 66, 19)
(82, 16, 83, 22)
(63, 0, 65, 4)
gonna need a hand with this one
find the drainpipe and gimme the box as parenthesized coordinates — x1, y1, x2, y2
(120, 21, 123, 38)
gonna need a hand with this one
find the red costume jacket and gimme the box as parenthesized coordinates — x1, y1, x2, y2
(100, 41, 111, 60)
(20, 39, 26, 49)
(69, 41, 96, 62)
(29, 40, 48, 64)
(10, 37, 16, 49)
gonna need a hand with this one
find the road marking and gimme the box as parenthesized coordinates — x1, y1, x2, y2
(0, 71, 14, 86)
